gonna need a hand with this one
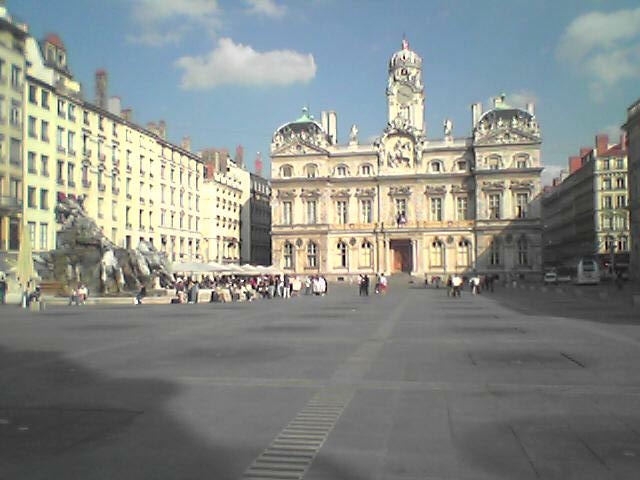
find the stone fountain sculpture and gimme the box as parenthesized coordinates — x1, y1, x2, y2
(37, 196, 173, 295)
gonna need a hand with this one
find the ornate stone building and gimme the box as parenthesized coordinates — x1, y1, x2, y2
(270, 39, 543, 281)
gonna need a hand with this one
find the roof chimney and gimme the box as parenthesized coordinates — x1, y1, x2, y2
(595, 134, 609, 156)
(181, 136, 191, 152)
(255, 152, 263, 177)
(95, 70, 107, 109)
(121, 108, 132, 122)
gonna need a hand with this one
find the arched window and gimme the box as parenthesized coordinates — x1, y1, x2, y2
(305, 164, 318, 178)
(281, 165, 293, 178)
(457, 159, 467, 171)
(431, 239, 444, 267)
(517, 237, 528, 265)
(457, 239, 471, 267)
(307, 242, 318, 268)
(514, 154, 529, 169)
(360, 164, 373, 176)
(283, 242, 294, 269)
(487, 155, 502, 170)
(360, 241, 373, 268)
(430, 160, 443, 173)
(337, 241, 348, 268)
(334, 164, 349, 177)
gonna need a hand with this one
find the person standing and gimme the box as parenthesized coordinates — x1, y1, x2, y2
(363, 274, 370, 296)
(379, 273, 388, 295)
(0, 273, 7, 305)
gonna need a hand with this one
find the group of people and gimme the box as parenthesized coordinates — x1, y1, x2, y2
(358, 273, 388, 296)
(443, 273, 496, 297)
(69, 283, 89, 305)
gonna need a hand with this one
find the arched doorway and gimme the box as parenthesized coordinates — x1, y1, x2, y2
(390, 239, 412, 273)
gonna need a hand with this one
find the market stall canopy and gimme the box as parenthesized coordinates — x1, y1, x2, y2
(169, 261, 217, 274)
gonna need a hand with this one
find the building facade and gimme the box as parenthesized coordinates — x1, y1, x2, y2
(542, 134, 629, 274)
(624, 99, 640, 279)
(270, 40, 543, 281)
(248, 172, 272, 266)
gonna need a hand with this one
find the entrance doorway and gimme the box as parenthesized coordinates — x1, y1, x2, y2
(390, 239, 412, 273)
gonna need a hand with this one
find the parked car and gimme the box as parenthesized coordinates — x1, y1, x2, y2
(543, 271, 558, 285)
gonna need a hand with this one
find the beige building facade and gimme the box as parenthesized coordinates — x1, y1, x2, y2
(271, 40, 543, 281)
(623, 99, 640, 279)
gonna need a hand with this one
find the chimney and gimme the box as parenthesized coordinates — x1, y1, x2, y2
(121, 108, 132, 122)
(327, 111, 337, 145)
(526, 102, 535, 116)
(235, 145, 244, 168)
(107, 96, 121, 116)
(181, 136, 191, 152)
(95, 69, 107, 109)
(321, 111, 328, 134)
(569, 155, 582, 174)
(471, 102, 482, 127)
(158, 120, 166, 140)
(596, 134, 609, 155)
(255, 152, 263, 177)
(579, 147, 592, 158)
(620, 132, 628, 151)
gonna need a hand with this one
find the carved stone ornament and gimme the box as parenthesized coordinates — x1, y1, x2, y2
(388, 185, 412, 197)
(300, 188, 321, 198)
(450, 184, 469, 194)
(355, 187, 376, 198)
(295, 238, 303, 247)
(510, 179, 534, 190)
(349, 237, 357, 246)
(424, 185, 447, 196)
(276, 189, 296, 200)
(481, 180, 505, 192)
(385, 137, 414, 168)
(330, 188, 350, 199)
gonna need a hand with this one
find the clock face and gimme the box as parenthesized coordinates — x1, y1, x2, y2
(397, 85, 412, 104)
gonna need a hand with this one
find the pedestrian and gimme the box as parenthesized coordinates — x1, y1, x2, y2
(451, 274, 462, 297)
(363, 274, 370, 296)
(0, 272, 7, 305)
(135, 285, 146, 305)
(378, 273, 388, 295)
(471, 275, 480, 295)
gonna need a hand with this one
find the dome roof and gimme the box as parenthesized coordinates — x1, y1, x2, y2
(478, 94, 535, 125)
(389, 38, 422, 71)
(273, 107, 325, 138)
(45, 32, 65, 50)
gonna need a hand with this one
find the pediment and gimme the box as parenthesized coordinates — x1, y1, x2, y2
(474, 128, 540, 146)
(272, 141, 329, 156)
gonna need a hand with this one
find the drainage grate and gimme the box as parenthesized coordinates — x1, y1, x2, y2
(242, 390, 352, 479)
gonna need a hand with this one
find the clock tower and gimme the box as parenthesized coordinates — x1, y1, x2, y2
(387, 38, 425, 134)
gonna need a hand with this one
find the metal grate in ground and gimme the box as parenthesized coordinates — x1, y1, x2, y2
(242, 390, 352, 480)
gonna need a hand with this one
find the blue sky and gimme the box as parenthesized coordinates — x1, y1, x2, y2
(9, 0, 640, 182)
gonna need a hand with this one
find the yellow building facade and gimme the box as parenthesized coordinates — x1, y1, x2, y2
(270, 40, 543, 281)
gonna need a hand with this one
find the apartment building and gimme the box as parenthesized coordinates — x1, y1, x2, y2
(0, 5, 27, 257)
(248, 172, 272, 265)
(623, 98, 640, 279)
(542, 134, 629, 273)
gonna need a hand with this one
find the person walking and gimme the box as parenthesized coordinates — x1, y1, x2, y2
(0, 272, 7, 305)
(363, 274, 370, 296)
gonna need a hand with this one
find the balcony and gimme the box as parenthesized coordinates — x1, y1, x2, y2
(0, 195, 22, 213)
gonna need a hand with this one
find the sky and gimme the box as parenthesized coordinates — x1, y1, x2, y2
(9, 0, 640, 183)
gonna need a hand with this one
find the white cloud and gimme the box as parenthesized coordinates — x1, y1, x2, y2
(541, 164, 565, 186)
(175, 37, 317, 89)
(506, 91, 538, 109)
(557, 7, 640, 100)
(127, 0, 222, 46)
(244, 0, 287, 18)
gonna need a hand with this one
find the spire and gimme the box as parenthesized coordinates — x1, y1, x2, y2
(402, 36, 410, 50)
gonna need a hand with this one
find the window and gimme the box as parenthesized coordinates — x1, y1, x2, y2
(57, 127, 65, 151)
(457, 160, 467, 171)
(336, 165, 347, 177)
(515, 156, 528, 168)
(10, 102, 20, 127)
(490, 239, 501, 265)
(40, 155, 49, 176)
(336, 200, 348, 224)
(283, 242, 294, 269)
(10, 64, 21, 89)
(602, 159, 610, 170)
(515, 193, 529, 219)
(457, 239, 471, 267)
(361, 164, 372, 176)
(602, 215, 613, 230)
(98, 198, 104, 219)
(307, 242, 318, 268)
(39, 223, 48, 250)
(430, 240, 443, 267)
(40, 189, 49, 209)
(41, 120, 49, 141)
(27, 222, 36, 248)
(337, 241, 348, 268)
(360, 241, 373, 268)
(488, 193, 501, 219)
(602, 196, 612, 209)
(41, 90, 50, 109)
(68, 131, 75, 154)
(28, 116, 37, 138)
(517, 237, 529, 265)
(306, 164, 317, 178)
(9, 138, 21, 165)
(27, 152, 37, 173)
(57, 99, 65, 118)
(487, 156, 501, 170)
(430, 161, 442, 173)
(282, 201, 292, 225)
(27, 187, 36, 208)
(430, 197, 443, 221)
(306, 200, 317, 224)
(360, 199, 372, 223)
(67, 163, 75, 186)
(281, 165, 293, 178)
(617, 236, 628, 252)
(28, 85, 37, 104)
(602, 177, 612, 190)
(112, 200, 118, 220)
(616, 158, 625, 170)
(456, 197, 468, 220)
(616, 195, 626, 208)
(68, 104, 76, 121)
(616, 177, 625, 189)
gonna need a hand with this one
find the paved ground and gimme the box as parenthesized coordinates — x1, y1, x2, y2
(1, 279, 640, 479)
